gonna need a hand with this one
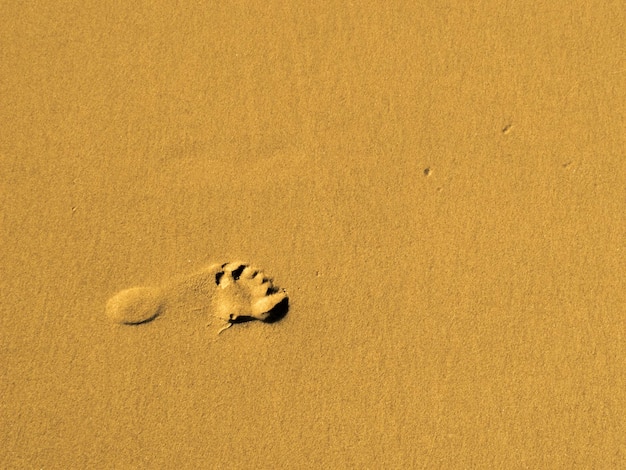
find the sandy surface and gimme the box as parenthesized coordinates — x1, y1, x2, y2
(1, 2, 625, 468)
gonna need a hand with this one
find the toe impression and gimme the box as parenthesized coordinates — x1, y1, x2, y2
(251, 290, 288, 320)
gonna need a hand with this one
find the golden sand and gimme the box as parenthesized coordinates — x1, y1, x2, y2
(1, 1, 624, 468)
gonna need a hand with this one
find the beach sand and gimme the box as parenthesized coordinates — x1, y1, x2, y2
(1, 2, 624, 468)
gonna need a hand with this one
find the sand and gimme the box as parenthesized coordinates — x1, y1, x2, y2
(1, 2, 625, 468)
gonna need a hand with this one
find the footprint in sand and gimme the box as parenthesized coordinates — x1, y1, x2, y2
(105, 262, 289, 333)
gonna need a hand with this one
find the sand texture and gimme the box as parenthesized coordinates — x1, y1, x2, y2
(1, 2, 625, 468)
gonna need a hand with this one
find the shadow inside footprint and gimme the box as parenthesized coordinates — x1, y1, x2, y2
(261, 295, 289, 324)
(228, 296, 289, 325)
